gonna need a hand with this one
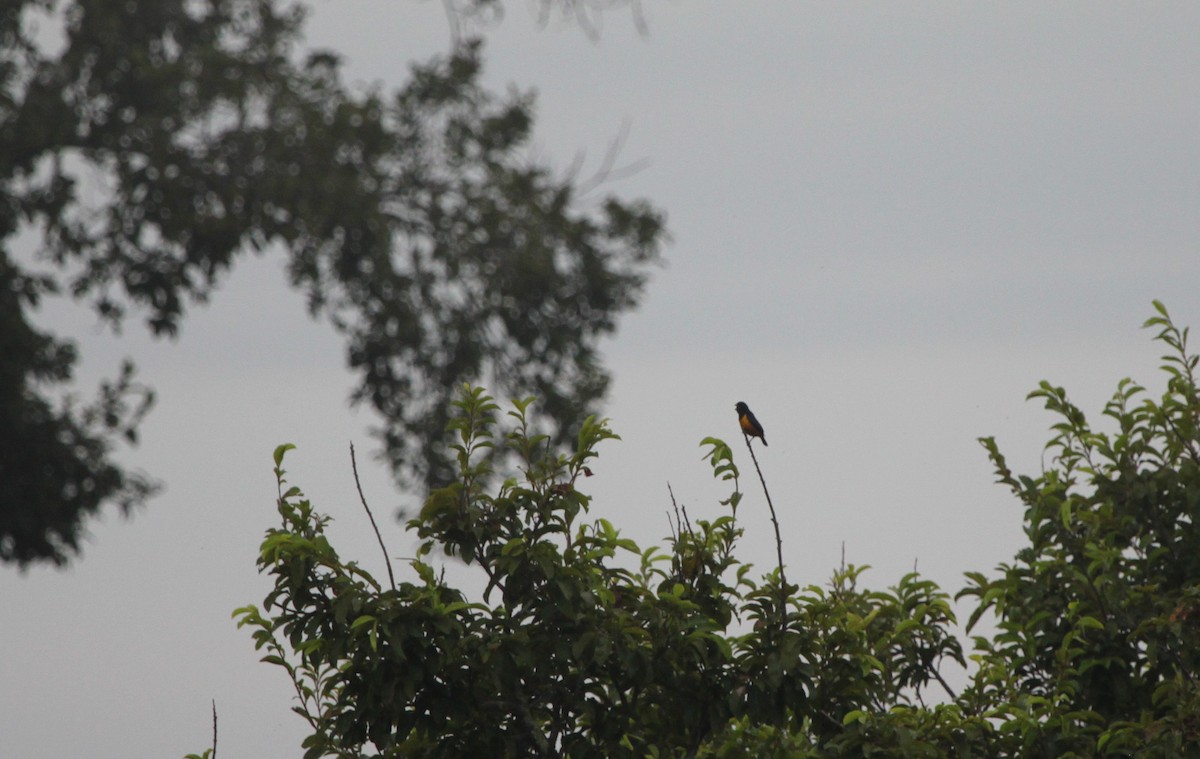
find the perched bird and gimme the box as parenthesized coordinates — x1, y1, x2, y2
(735, 401, 767, 446)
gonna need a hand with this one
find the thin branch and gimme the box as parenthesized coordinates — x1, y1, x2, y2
(480, 554, 508, 603)
(572, 118, 653, 200)
(931, 665, 958, 701)
(666, 482, 682, 541)
(441, 0, 503, 48)
(350, 443, 397, 592)
(210, 699, 218, 759)
(743, 433, 787, 620)
(442, 0, 463, 46)
(281, 647, 322, 731)
(534, 0, 650, 40)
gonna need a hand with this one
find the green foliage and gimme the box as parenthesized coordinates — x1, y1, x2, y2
(227, 304, 1200, 757)
(238, 388, 966, 757)
(1, 0, 664, 565)
(958, 300, 1200, 754)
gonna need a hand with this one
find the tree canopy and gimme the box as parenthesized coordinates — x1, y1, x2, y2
(0, 0, 664, 566)
(225, 304, 1200, 757)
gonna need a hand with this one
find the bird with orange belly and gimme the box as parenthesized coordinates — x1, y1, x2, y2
(735, 401, 767, 446)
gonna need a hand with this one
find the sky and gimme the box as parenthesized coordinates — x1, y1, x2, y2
(4, 2, 1200, 757)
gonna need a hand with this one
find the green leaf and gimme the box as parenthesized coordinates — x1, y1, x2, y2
(273, 443, 296, 467)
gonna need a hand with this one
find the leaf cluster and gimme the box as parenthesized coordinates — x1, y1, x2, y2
(958, 301, 1200, 755)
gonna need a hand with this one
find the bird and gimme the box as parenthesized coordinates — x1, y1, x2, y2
(735, 401, 767, 446)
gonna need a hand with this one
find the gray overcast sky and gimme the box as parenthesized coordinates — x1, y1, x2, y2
(4, 3, 1199, 757)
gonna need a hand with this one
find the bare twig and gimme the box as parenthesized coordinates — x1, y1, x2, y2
(533, 0, 650, 40)
(350, 443, 397, 592)
(440, 0, 503, 48)
(667, 482, 685, 541)
(572, 118, 653, 200)
(210, 699, 218, 759)
(743, 433, 787, 620)
(832, 542, 848, 604)
(442, 0, 463, 45)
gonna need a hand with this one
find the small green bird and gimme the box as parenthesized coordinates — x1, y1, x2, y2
(735, 401, 767, 446)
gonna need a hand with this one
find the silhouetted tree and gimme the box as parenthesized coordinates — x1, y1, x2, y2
(0, 0, 664, 566)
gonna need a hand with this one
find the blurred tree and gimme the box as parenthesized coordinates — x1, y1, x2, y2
(0, 0, 663, 566)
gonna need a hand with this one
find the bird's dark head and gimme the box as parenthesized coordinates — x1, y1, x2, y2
(735, 401, 749, 415)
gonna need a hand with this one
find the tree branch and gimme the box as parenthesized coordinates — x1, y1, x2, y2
(743, 433, 787, 621)
(350, 443, 396, 592)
